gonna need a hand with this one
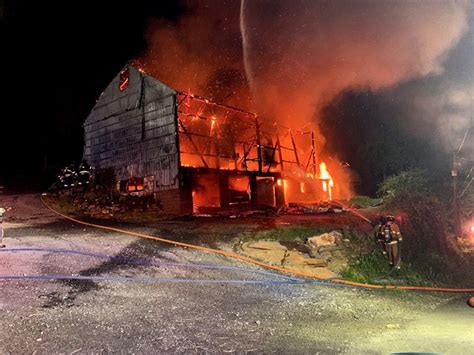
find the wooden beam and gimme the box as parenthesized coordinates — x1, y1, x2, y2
(178, 119, 209, 168)
(289, 130, 300, 167)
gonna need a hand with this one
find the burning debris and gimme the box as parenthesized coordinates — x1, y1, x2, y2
(278, 202, 344, 215)
(319, 162, 334, 200)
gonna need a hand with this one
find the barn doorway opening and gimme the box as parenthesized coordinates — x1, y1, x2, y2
(192, 173, 221, 213)
(254, 176, 276, 207)
(228, 175, 250, 207)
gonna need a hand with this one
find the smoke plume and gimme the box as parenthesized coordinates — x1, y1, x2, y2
(139, 0, 469, 135)
(137, 0, 472, 197)
(240, 0, 469, 129)
(137, 0, 253, 109)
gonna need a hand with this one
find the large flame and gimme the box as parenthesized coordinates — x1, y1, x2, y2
(319, 162, 334, 200)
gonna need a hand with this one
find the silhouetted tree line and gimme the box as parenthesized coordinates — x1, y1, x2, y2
(319, 89, 449, 196)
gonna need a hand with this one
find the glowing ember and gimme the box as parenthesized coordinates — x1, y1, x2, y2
(210, 116, 217, 131)
(119, 68, 129, 91)
(319, 162, 334, 200)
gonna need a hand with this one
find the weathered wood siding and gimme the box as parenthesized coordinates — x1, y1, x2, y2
(83, 65, 180, 192)
(142, 75, 179, 191)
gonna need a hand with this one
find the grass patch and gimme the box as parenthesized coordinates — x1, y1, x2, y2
(341, 249, 432, 286)
(349, 195, 382, 208)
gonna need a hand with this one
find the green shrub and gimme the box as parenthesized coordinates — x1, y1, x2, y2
(377, 169, 452, 271)
(349, 195, 382, 208)
(378, 169, 430, 205)
(341, 249, 430, 286)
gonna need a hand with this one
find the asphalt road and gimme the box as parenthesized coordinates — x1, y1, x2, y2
(0, 194, 473, 354)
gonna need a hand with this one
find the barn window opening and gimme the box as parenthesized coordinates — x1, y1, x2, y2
(119, 68, 129, 91)
(120, 177, 144, 192)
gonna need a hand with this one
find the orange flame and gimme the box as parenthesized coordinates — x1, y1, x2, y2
(319, 162, 334, 200)
(210, 116, 217, 132)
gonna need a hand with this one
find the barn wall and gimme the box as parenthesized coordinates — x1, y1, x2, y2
(83, 66, 180, 197)
(155, 187, 192, 215)
(142, 76, 179, 191)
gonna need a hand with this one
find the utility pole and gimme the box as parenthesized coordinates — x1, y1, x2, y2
(311, 131, 317, 177)
(452, 152, 462, 237)
(255, 116, 263, 174)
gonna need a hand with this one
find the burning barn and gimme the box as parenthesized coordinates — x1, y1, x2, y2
(83, 65, 333, 214)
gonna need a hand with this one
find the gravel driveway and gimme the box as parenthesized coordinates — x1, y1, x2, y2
(0, 194, 472, 354)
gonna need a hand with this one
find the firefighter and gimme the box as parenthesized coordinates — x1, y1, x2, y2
(375, 215, 403, 269)
(77, 161, 92, 187)
(60, 164, 76, 188)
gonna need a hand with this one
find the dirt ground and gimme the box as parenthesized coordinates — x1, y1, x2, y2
(0, 193, 473, 354)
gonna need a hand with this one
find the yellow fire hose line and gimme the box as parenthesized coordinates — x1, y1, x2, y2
(41, 197, 474, 293)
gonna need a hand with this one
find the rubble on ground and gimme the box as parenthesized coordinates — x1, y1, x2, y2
(239, 230, 352, 278)
(278, 202, 345, 215)
(190, 201, 345, 218)
(66, 193, 162, 218)
(306, 231, 342, 248)
(194, 207, 274, 219)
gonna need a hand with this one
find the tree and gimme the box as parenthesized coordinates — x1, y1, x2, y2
(318, 89, 448, 195)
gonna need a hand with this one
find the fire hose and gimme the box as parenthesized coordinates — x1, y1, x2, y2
(332, 200, 374, 225)
(0, 274, 303, 285)
(40, 197, 474, 293)
(0, 247, 346, 287)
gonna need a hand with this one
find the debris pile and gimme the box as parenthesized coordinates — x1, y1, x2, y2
(193, 207, 275, 219)
(239, 230, 352, 278)
(192, 201, 346, 218)
(278, 202, 345, 215)
(68, 193, 162, 217)
(304, 231, 351, 270)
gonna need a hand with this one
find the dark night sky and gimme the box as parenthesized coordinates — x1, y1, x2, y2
(1, 0, 471, 193)
(0, 1, 186, 186)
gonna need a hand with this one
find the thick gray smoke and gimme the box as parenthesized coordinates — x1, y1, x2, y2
(140, 0, 471, 159)
(240, 0, 470, 136)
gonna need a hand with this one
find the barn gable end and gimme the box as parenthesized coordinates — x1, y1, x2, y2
(83, 65, 185, 212)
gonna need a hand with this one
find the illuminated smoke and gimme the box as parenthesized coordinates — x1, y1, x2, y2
(137, 1, 253, 109)
(240, 0, 469, 129)
(137, 1, 471, 198)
